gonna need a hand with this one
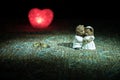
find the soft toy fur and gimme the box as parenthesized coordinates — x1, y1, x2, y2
(73, 25, 96, 50)
(76, 25, 85, 36)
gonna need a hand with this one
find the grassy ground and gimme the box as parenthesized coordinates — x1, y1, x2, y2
(0, 30, 120, 80)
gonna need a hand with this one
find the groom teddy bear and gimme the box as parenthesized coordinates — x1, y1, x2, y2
(73, 25, 96, 50)
(72, 25, 85, 50)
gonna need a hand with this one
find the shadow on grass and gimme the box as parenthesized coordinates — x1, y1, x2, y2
(57, 42, 73, 48)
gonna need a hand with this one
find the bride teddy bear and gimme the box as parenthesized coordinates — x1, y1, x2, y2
(73, 25, 96, 50)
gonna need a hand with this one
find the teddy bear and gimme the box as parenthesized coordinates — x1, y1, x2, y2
(82, 26, 96, 50)
(72, 24, 85, 50)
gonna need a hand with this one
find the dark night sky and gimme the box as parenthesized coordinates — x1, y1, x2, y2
(0, 0, 120, 33)
(1, 0, 119, 20)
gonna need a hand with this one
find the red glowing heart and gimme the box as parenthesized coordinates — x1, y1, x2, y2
(28, 8, 54, 29)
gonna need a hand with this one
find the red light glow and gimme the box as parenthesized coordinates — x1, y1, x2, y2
(28, 8, 54, 29)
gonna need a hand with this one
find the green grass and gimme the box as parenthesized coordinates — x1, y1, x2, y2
(0, 31, 120, 80)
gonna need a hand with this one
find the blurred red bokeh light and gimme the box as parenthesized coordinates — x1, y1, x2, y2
(28, 8, 54, 29)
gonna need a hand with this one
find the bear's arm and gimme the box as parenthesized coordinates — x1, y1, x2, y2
(83, 36, 95, 43)
(89, 36, 95, 41)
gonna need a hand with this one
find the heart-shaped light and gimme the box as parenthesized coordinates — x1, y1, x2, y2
(28, 8, 54, 29)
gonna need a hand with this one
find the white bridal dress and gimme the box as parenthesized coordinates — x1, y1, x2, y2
(82, 35, 96, 50)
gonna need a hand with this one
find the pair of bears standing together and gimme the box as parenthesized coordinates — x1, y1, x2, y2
(73, 25, 96, 50)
